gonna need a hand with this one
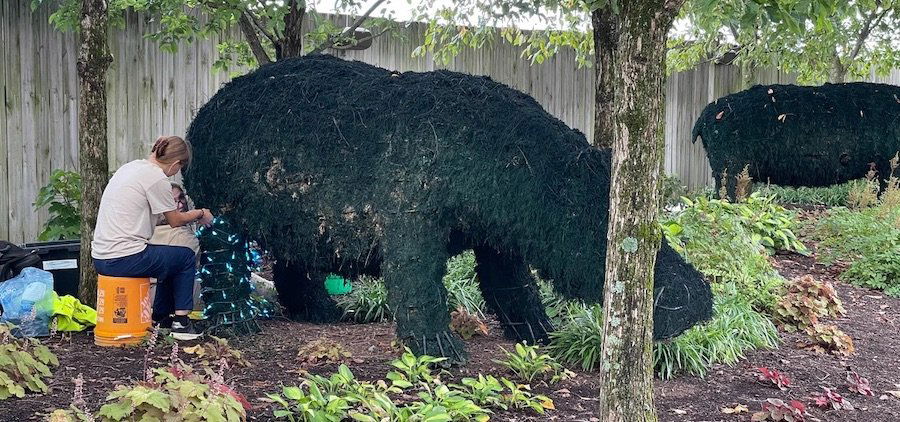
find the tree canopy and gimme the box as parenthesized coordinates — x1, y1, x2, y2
(32, 0, 402, 71)
(671, 0, 900, 83)
(413, 0, 899, 83)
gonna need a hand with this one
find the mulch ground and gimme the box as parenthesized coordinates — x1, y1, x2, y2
(2, 219, 899, 421)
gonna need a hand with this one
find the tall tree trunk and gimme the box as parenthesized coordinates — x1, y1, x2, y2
(830, 52, 847, 83)
(598, 1, 683, 421)
(279, 0, 306, 59)
(77, 0, 112, 307)
(592, 9, 617, 148)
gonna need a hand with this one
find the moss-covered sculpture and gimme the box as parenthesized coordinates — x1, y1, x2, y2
(692, 83, 900, 197)
(186, 55, 712, 362)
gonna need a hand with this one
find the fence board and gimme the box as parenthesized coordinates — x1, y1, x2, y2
(0, 1, 10, 241)
(2, 0, 899, 242)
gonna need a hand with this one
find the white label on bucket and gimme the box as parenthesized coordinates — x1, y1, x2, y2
(42, 259, 78, 270)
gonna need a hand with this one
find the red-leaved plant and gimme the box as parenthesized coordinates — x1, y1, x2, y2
(757, 367, 792, 390)
(811, 387, 853, 411)
(846, 371, 874, 396)
(751, 398, 807, 421)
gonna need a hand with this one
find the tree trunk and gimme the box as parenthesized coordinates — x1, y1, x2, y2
(77, 0, 112, 307)
(279, 0, 305, 59)
(591, 9, 617, 149)
(830, 53, 847, 83)
(598, 1, 683, 421)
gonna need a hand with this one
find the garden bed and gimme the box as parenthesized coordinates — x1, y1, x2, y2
(1, 250, 899, 421)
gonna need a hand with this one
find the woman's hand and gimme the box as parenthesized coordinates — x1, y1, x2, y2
(198, 209, 214, 227)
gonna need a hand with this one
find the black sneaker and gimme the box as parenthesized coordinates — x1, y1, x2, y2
(153, 315, 173, 329)
(171, 315, 203, 341)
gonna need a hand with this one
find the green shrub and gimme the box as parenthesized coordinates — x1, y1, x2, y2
(537, 279, 585, 327)
(663, 196, 786, 313)
(669, 193, 807, 255)
(839, 246, 900, 296)
(546, 304, 604, 371)
(336, 276, 391, 323)
(0, 323, 59, 400)
(443, 252, 486, 316)
(816, 206, 900, 297)
(756, 180, 865, 207)
(34, 169, 81, 241)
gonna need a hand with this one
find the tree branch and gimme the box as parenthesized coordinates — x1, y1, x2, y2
(309, 0, 388, 54)
(331, 27, 391, 49)
(848, 5, 891, 62)
(238, 11, 272, 65)
(247, 8, 278, 47)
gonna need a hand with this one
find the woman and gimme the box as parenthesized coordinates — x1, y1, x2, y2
(92, 136, 213, 340)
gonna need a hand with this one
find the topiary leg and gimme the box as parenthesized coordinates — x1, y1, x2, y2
(473, 244, 553, 345)
(382, 222, 467, 364)
(273, 259, 342, 323)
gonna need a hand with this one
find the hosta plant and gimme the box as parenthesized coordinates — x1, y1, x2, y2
(0, 323, 59, 400)
(386, 348, 448, 387)
(494, 343, 573, 384)
(407, 383, 490, 422)
(498, 378, 555, 414)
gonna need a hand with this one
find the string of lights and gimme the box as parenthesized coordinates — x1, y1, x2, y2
(196, 218, 276, 336)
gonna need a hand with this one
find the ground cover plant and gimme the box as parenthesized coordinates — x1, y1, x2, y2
(0, 323, 58, 400)
(267, 348, 555, 421)
(756, 180, 863, 207)
(816, 165, 900, 297)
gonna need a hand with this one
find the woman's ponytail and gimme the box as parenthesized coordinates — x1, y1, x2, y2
(151, 136, 193, 171)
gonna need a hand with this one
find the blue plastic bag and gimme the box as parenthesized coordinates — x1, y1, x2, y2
(0, 267, 54, 337)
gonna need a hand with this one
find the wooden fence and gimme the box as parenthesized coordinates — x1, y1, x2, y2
(2, 0, 899, 243)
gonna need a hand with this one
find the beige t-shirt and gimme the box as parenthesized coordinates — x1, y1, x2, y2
(91, 160, 177, 259)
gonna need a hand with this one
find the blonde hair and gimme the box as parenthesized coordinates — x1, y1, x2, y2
(151, 135, 193, 171)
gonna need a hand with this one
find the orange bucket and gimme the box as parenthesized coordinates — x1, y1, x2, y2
(94, 275, 152, 347)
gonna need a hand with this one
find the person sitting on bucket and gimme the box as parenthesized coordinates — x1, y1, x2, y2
(91, 135, 214, 341)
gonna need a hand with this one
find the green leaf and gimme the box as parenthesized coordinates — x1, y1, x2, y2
(282, 386, 305, 401)
(98, 402, 133, 420)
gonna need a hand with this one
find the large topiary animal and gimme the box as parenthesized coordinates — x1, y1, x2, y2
(692, 83, 900, 197)
(186, 55, 712, 362)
